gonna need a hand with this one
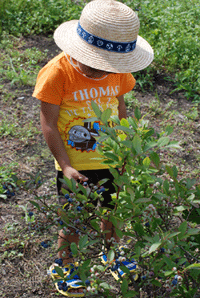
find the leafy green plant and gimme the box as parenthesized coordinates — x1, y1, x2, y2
(0, 0, 86, 36)
(0, 0, 199, 99)
(29, 103, 200, 297)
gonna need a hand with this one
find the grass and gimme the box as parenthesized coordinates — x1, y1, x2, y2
(0, 0, 199, 100)
(0, 32, 48, 87)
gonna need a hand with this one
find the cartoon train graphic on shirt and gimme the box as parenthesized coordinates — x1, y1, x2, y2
(67, 121, 105, 151)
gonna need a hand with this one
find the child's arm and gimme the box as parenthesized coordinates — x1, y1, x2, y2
(117, 95, 127, 120)
(40, 101, 88, 183)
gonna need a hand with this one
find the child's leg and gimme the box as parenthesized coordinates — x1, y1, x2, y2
(57, 169, 119, 256)
(101, 218, 120, 246)
(57, 171, 80, 264)
(56, 171, 83, 294)
(58, 228, 79, 264)
(88, 169, 120, 247)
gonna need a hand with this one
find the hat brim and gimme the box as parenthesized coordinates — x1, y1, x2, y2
(54, 20, 154, 73)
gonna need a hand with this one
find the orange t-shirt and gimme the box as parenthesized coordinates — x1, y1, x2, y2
(33, 52, 135, 171)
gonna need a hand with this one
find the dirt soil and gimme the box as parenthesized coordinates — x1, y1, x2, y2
(0, 35, 200, 298)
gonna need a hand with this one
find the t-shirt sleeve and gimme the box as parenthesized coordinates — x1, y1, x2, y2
(118, 73, 136, 96)
(32, 64, 66, 105)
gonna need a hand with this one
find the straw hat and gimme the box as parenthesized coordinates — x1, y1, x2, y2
(54, 0, 154, 73)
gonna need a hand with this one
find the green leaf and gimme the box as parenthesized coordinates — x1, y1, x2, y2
(29, 201, 40, 210)
(135, 198, 151, 203)
(157, 137, 169, 147)
(187, 194, 195, 202)
(134, 223, 145, 236)
(134, 107, 141, 120)
(118, 133, 127, 141)
(109, 168, 120, 179)
(108, 250, 115, 262)
(144, 141, 157, 152)
(187, 228, 200, 235)
(96, 135, 109, 142)
(120, 118, 129, 128)
(70, 242, 78, 256)
(165, 125, 174, 135)
(54, 266, 64, 278)
(172, 165, 178, 178)
(90, 220, 100, 232)
(53, 278, 65, 284)
(58, 208, 69, 224)
(114, 125, 133, 134)
(95, 265, 105, 272)
(121, 279, 128, 294)
(167, 232, 181, 239)
(128, 117, 138, 130)
(91, 100, 102, 118)
(77, 184, 87, 197)
(79, 235, 88, 250)
(151, 279, 162, 287)
(82, 259, 91, 269)
(164, 270, 173, 276)
(132, 134, 142, 154)
(110, 215, 118, 227)
(174, 206, 186, 212)
(178, 221, 187, 239)
(0, 194, 7, 199)
(143, 157, 150, 167)
(98, 178, 109, 185)
(124, 290, 138, 297)
(57, 244, 69, 252)
(79, 271, 87, 283)
(99, 282, 112, 290)
(120, 265, 130, 274)
(110, 115, 120, 124)
(149, 242, 161, 254)
(165, 165, 174, 178)
(104, 152, 119, 162)
(150, 152, 160, 168)
(115, 227, 123, 238)
(82, 117, 98, 122)
(185, 263, 200, 270)
(163, 180, 169, 194)
(101, 108, 112, 123)
(165, 141, 181, 149)
(59, 177, 72, 191)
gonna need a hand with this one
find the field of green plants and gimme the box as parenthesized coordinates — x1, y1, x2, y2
(0, 0, 200, 298)
(0, 0, 199, 100)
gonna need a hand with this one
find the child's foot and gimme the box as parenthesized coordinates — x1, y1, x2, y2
(100, 246, 139, 282)
(48, 260, 86, 297)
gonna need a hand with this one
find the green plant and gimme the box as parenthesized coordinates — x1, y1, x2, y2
(0, 163, 20, 199)
(1, 0, 199, 99)
(0, 0, 86, 36)
(29, 103, 200, 297)
(0, 32, 48, 86)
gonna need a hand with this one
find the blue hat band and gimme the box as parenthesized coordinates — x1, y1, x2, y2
(77, 22, 137, 53)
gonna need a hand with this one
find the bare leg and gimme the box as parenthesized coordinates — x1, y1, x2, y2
(57, 228, 84, 294)
(101, 219, 120, 247)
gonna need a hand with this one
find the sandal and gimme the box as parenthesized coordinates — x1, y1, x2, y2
(100, 246, 139, 282)
(48, 261, 86, 297)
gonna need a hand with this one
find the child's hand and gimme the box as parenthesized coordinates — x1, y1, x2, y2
(63, 166, 88, 186)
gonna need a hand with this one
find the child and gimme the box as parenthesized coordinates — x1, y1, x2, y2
(33, 0, 153, 295)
